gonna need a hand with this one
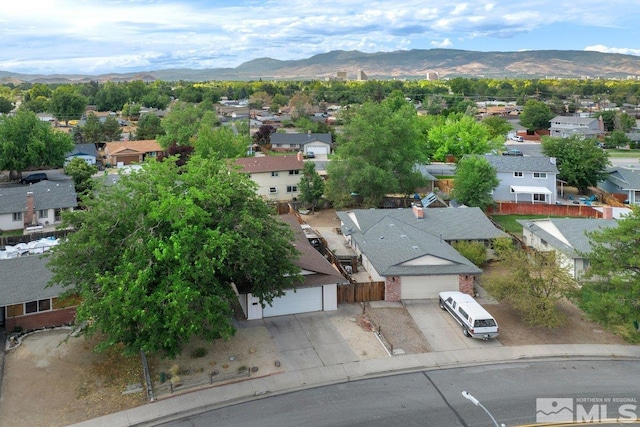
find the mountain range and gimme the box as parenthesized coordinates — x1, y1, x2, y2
(2, 49, 640, 83)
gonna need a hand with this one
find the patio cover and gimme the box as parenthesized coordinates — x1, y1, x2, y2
(511, 185, 552, 203)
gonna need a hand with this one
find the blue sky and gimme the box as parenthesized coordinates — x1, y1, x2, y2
(2, 0, 639, 75)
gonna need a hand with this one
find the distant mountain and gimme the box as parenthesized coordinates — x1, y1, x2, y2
(3, 49, 640, 83)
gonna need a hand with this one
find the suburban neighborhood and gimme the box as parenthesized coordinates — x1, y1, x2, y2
(1, 62, 640, 426)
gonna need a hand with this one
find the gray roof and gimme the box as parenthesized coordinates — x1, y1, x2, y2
(414, 165, 437, 181)
(270, 133, 332, 146)
(604, 167, 640, 190)
(550, 116, 599, 125)
(517, 218, 618, 258)
(484, 154, 560, 173)
(0, 180, 77, 215)
(336, 208, 508, 277)
(66, 143, 98, 158)
(0, 255, 64, 306)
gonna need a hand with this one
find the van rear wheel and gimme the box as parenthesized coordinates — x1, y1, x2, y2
(463, 328, 471, 338)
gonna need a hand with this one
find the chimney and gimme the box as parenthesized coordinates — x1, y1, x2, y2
(412, 203, 424, 219)
(598, 115, 604, 132)
(550, 157, 556, 165)
(297, 151, 304, 161)
(25, 192, 35, 226)
(602, 205, 613, 220)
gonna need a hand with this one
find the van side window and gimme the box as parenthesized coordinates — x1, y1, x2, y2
(474, 319, 497, 327)
(458, 307, 468, 320)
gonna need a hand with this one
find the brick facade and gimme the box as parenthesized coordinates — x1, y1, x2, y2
(6, 307, 76, 332)
(458, 274, 475, 296)
(385, 276, 401, 302)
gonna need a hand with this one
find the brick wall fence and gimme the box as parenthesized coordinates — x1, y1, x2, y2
(6, 307, 76, 332)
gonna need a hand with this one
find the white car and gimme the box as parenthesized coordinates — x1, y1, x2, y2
(510, 135, 524, 142)
(439, 291, 499, 340)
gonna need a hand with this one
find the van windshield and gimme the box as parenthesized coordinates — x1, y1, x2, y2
(474, 319, 496, 328)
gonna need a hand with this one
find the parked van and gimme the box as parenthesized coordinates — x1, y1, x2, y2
(438, 291, 499, 340)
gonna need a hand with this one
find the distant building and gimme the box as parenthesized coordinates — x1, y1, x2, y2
(356, 70, 368, 81)
(336, 71, 347, 80)
(426, 71, 440, 81)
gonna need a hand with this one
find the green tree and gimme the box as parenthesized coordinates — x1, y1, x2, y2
(94, 82, 128, 112)
(102, 115, 122, 142)
(298, 162, 325, 212)
(47, 155, 301, 358)
(325, 100, 427, 208)
(604, 130, 630, 149)
(64, 157, 98, 196)
(481, 116, 512, 140)
(0, 96, 13, 114)
(518, 99, 554, 131)
(483, 248, 575, 328)
(193, 125, 248, 160)
(0, 110, 74, 176)
(577, 208, 640, 341)
(82, 112, 104, 144)
(541, 135, 610, 194)
(135, 114, 165, 140)
(427, 113, 497, 162)
(451, 155, 499, 209)
(158, 102, 217, 149)
(49, 86, 87, 126)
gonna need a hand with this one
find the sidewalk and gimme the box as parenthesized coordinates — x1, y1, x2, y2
(70, 343, 640, 427)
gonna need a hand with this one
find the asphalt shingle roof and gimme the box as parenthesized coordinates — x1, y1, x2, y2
(0, 180, 77, 215)
(235, 155, 304, 174)
(484, 155, 560, 173)
(605, 167, 640, 190)
(270, 133, 332, 145)
(66, 143, 98, 158)
(0, 255, 64, 306)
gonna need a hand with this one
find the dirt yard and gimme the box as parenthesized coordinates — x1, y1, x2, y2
(0, 208, 630, 426)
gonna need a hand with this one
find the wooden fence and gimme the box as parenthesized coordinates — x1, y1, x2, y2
(337, 281, 385, 304)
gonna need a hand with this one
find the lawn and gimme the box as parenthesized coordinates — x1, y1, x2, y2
(490, 214, 562, 234)
(606, 148, 640, 158)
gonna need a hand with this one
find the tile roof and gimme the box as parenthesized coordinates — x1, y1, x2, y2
(0, 255, 64, 306)
(235, 155, 304, 174)
(484, 154, 560, 173)
(517, 218, 618, 257)
(104, 140, 163, 155)
(0, 180, 77, 214)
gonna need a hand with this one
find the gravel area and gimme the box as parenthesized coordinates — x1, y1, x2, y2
(365, 306, 431, 354)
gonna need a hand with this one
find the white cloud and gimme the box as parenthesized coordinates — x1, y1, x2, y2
(584, 45, 640, 56)
(431, 38, 453, 48)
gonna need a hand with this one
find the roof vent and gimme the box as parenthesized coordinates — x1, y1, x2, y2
(412, 245, 419, 250)
(379, 236, 384, 240)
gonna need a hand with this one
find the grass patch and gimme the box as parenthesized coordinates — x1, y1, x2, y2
(606, 149, 640, 159)
(490, 214, 559, 234)
(435, 175, 455, 180)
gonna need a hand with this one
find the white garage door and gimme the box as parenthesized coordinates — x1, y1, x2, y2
(262, 287, 323, 317)
(306, 145, 328, 155)
(401, 275, 459, 299)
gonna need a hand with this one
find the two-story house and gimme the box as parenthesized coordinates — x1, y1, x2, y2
(235, 154, 304, 201)
(549, 115, 605, 139)
(484, 155, 559, 204)
(269, 132, 333, 156)
(0, 180, 77, 232)
(599, 166, 640, 205)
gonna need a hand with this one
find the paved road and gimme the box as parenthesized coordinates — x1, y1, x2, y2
(159, 360, 640, 427)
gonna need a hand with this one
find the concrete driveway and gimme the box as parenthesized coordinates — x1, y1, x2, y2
(405, 299, 502, 351)
(264, 312, 359, 371)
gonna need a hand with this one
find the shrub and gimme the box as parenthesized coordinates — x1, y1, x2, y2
(452, 240, 487, 267)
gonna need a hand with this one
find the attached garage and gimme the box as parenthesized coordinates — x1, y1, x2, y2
(305, 144, 329, 155)
(262, 287, 324, 317)
(400, 275, 459, 299)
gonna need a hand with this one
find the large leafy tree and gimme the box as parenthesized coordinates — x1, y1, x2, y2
(49, 86, 87, 126)
(481, 116, 512, 140)
(452, 155, 499, 209)
(193, 124, 248, 160)
(541, 135, 610, 194)
(82, 112, 104, 144)
(47, 155, 301, 357)
(427, 113, 498, 162)
(0, 96, 13, 114)
(158, 103, 218, 149)
(64, 157, 98, 197)
(518, 99, 554, 131)
(298, 161, 325, 212)
(325, 99, 427, 208)
(135, 113, 165, 140)
(577, 207, 640, 341)
(0, 110, 74, 176)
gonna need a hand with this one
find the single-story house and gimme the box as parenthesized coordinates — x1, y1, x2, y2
(337, 206, 508, 301)
(599, 166, 640, 205)
(517, 216, 618, 280)
(103, 140, 164, 166)
(0, 255, 77, 331)
(65, 143, 99, 165)
(484, 155, 559, 205)
(0, 180, 77, 232)
(270, 133, 333, 156)
(234, 154, 305, 201)
(236, 214, 348, 319)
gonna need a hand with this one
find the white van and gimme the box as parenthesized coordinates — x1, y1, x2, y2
(438, 291, 499, 340)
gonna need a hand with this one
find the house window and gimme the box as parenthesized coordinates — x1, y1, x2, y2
(269, 187, 277, 194)
(271, 171, 279, 177)
(24, 298, 52, 315)
(54, 209, 62, 222)
(38, 209, 48, 219)
(289, 170, 299, 175)
(513, 172, 523, 178)
(12, 212, 22, 222)
(287, 185, 298, 193)
(533, 193, 546, 202)
(533, 172, 547, 179)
